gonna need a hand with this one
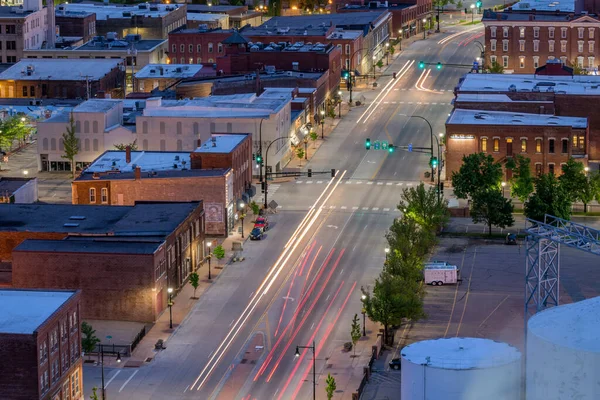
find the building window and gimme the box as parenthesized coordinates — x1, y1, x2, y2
(561, 41, 567, 52)
(180, 44, 184, 53)
(93, 121, 98, 133)
(177, 139, 182, 151)
(179, 57, 184, 64)
(176, 121, 182, 134)
(89, 188, 96, 203)
(218, 43, 223, 53)
(71, 370, 80, 398)
(502, 56, 509, 68)
(39, 341, 48, 364)
(577, 56, 584, 68)
(548, 138, 555, 153)
(533, 56, 540, 68)
(101, 188, 108, 204)
(533, 27, 539, 38)
(142, 121, 148, 134)
(481, 137, 488, 152)
(30, 86, 34, 96)
(193, 122, 199, 135)
(197, 57, 202, 63)
(189, 44, 193, 53)
(548, 163, 555, 175)
(503, 26, 509, 38)
(589, 28, 595, 39)
(589, 56, 595, 68)
(490, 55, 497, 65)
(160, 139, 166, 151)
(519, 56, 525, 68)
(490, 40, 496, 51)
(189, 57, 193, 64)
(573, 134, 585, 150)
(536, 138, 542, 153)
(549, 40, 555, 52)
(578, 27, 584, 39)
(503, 40, 509, 51)
(561, 27, 567, 38)
(589, 41, 595, 52)
(560, 56, 567, 64)
(493, 138, 499, 152)
(208, 42, 213, 52)
(345, 44, 350, 54)
(521, 138, 527, 152)
(535, 163, 543, 176)
(63, 382, 70, 400)
(142, 139, 148, 150)
(171, 57, 176, 64)
(208, 58, 214, 63)
(561, 139, 568, 153)
(519, 27, 525, 38)
(160, 122, 165, 134)
(93, 139, 98, 152)
(578, 41, 584, 52)
(22, 86, 28, 97)
(490, 26, 497, 38)
(519, 40, 525, 51)
(6, 24, 15, 34)
(549, 27, 555, 38)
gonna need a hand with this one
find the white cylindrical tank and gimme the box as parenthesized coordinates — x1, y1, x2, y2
(527, 296, 600, 400)
(401, 337, 522, 400)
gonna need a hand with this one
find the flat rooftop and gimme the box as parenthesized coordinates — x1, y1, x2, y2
(0, 289, 77, 334)
(0, 59, 122, 81)
(187, 4, 247, 13)
(15, 239, 163, 255)
(56, 3, 183, 20)
(0, 177, 33, 194)
(0, 6, 38, 18)
(455, 93, 554, 103)
(86, 150, 191, 173)
(186, 13, 229, 22)
(0, 202, 202, 234)
(74, 99, 121, 113)
(75, 38, 166, 52)
(448, 109, 587, 128)
(511, 0, 574, 12)
(457, 72, 600, 95)
(483, 9, 574, 21)
(135, 64, 203, 79)
(194, 134, 248, 154)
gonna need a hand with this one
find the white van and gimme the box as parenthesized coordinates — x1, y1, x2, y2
(424, 262, 459, 286)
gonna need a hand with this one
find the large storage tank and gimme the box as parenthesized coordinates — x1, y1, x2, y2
(401, 337, 522, 400)
(527, 296, 600, 400)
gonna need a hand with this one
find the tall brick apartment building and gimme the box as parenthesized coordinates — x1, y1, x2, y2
(0, 289, 83, 400)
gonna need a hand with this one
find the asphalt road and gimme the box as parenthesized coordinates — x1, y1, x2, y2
(83, 24, 484, 400)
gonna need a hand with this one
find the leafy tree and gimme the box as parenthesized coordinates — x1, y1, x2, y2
(451, 152, 503, 199)
(189, 272, 200, 299)
(376, 60, 384, 69)
(350, 313, 361, 357)
(568, 59, 588, 75)
(397, 182, 449, 233)
(524, 173, 571, 222)
(507, 155, 534, 202)
(578, 175, 599, 213)
(456, 0, 464, 9)
(487, 61, 504, 74)
(81, 322, 100, 360)
(309, 130, 318, 148)
(361, 271, 425, 346)
(296, 147, 305, 165)
(90, 387, 99, 400)
(62, 114, 79, 178)
(559, 158, 588, 203)
(325, 373, 336, 400)
(385, 217, 433, 282)
(389, 45, 395, 56)
(433, 0, 455, 11)
(213, 244, 225, 263)
(114, 139, 138, 151)
(0, 115, 31, 150)
(471, 189, 514, 235)
(250, 201, 260, 216)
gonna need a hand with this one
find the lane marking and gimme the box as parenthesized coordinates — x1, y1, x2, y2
(118, 370, 138, 393)
(105, 370, 121, 388)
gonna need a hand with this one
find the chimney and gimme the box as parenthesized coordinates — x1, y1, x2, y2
(134, 166, 141, 180)
(125, 145, 131, 163)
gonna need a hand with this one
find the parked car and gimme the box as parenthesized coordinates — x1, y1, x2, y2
(389, 358, 401, 370)
(250, 227, 264, 240)
(505, 233, 517, 245)
(254, 216, 269, 231)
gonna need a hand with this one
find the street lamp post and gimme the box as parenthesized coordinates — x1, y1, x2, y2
(410, 116, 435, 183)
(100, 345, 121, 400)
(320, 110, 325, 139)
(167, 287, 174, 329)
(470, 4, 475, 24)
(239, 203, 245, 238)
(474, 40, 485, 71)
(337, 90, 342, 118)
(423, 18, 427, 39)
(385, 42, 390, 65)
(295, 341, 316, 400)
(501, 181, 506, 198)
(398, 29, 403, 51)
(361, 294, 367, 336)
(385, 247, 390, 260)
(264, 136, 291, 209)
(206, 241, 212, 280)
(372, 54, 377, 82)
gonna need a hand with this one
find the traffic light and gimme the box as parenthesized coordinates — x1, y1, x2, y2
(365, 138, 371, 150)
(476, 0, 482, 6)
(430, 157, 439, 168)
(256, 154, 262, 164)
(418, 61, 425, 69)
(342, 70, 349, 79)
(436, 62, 442, 70)
(261, 181, 266, 193)
(252, 153, 256, 161)
(307, 168, 312, 177)
(388, 144, 395, 153)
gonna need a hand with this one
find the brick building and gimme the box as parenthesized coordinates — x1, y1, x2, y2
(0, 202, 206, 291)
(55, 11, 97, 43)
(0, 289, 83, 400)
(72, 135, 252, 235)
(445, 108, 588, 180)
(483, 8, 600, 73)
(187, 4, 263, 28)
(0, 59, 126, 99)
(134, 63, 205, 92)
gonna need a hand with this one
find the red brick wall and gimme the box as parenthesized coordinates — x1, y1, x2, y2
(0, 333, 38, 399)
(0, 231, 67, 263)
(168, 30, 235, 64)
(12, 251, 158, 323)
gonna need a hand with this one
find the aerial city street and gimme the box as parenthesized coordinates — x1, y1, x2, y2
(0, 0, 600, 399)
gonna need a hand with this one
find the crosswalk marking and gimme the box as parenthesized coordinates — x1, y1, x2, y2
(399, 101, 405, 104)
(408, 102, 413, 104)
(377, 182, 383, 185)
(345, 181, 352, 184)
(296, 181, 303, 184)
(329, 205, 336, 209)
(352, 206, 359, 210)
(317, 181, 323, 184)
(386, 182, 392, 186)
(367, 182, 373, 185)
(384, 101, 389, 104)
(383, 208, 390, 211)
(356, 181, 363, 184)
(372, 207, 379, 211)
(396, 182, 403, 186)
(362, 207, 369, 210)
(306, 181, 313, 184)
(341, 206, 347, 209)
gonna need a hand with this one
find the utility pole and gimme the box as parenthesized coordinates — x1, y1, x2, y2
(80, 74, 92, 100)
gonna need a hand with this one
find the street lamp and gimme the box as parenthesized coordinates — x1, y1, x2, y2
(337, 90, 342, 118)
(385, 247, 390, 260)
(501, 181, 506, 198)
(295, 341, 316, 400)
(385, 42, 390, 65)
(361, 294, 367, 336)
(470, 4, 475, 24)
(320, 109, 325, 139)
(239, 203, 245, 238)
(398, 29, 404, 51)
(423, 18, 427, 39)
(206, 241, 212, 280)
(167, 287, 174, 329)
(372, 54, 377, 82)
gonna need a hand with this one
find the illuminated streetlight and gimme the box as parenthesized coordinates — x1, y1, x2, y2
(167, 287, 174, 329)
(207, 241, 212, 280)
(501, 181, 507, 197)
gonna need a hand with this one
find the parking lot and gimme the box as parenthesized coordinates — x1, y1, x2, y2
(401, 236, 600, 353)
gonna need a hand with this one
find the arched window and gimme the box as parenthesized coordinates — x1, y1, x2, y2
(42, 138, 48, 150)
(50, 138, 56, 151)
(84, 138, 90, 151)
(92, 121, 98, 133)
(84, 121, 89, 133)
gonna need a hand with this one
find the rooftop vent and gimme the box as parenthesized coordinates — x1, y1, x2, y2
(69, 216, 86, 220)
(63, 223, 80, 228)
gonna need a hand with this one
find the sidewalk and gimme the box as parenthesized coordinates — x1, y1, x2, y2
(100, 217, 257, 368)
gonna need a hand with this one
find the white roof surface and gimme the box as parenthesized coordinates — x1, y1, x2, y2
(458, 73, 600, 95)
(401, 337, 521, 369)
(86, 150, 191, 173)
(512, 0, 574, 12)
(327, 30, 362, 40)
(448, 109, 587, 128)
(57, 3, 181, 20)
(135, 64, 203, 79)
(0, 290, 76, 334)
(0, 59, 121, 81)
(455, 94, 552, 103)
(528, 296, 600, 352)
(186, 12, 228, 21)
(74, 99, 121, 113)
(194, 134, 247, 153)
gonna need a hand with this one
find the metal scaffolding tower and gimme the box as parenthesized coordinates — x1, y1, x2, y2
(524, 214, 600, 318)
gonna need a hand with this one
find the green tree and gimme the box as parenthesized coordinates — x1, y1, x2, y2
(568, 59, 588, 75)
(213, 244, 225, 263)
(507, 154, 534, 202)
(471, 189, 514, 235)
(376, 60, 384, 69)
(578, 175, 599, 213)
(385, 217, 434, 282)
(361, 271, 425, 346)
(451, 152, 503, 199)
(61, 114, 79, 178)
(250, 201, 260, 216)
(309, 130, 318, 148)
(559, 158, 588, 203)
(90, 387, 99, 400)
(524, 173, 572, 222)
(389, 45, 395, 56)
(487, 61, 504, 73)
(350, 313, 361, 357)
(189, 272, 200, 299)
(397, 182, 449, 233)
(114, 140, 138, 151)
(0, 115, 31, 150)
(433, 0, 455, 12)
(325, 373, 336, 400)
(296, 147, 305, 166)
(81, 322, 100, 360)
(456, 0, 464, 9)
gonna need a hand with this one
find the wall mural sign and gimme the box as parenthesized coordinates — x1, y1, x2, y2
(206, 203, 224, 223)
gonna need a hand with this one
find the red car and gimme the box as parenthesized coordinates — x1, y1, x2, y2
(254, 216, 269, 231)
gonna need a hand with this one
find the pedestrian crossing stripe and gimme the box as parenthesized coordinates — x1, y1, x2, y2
(294, 180, 420, 185)
(377, 182, 383, 185)
(278, 206, 399, 212)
